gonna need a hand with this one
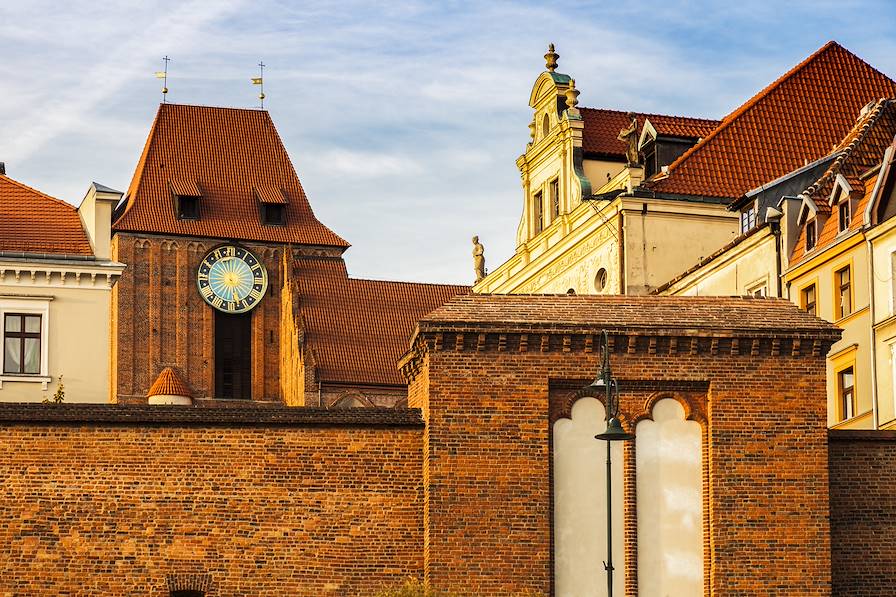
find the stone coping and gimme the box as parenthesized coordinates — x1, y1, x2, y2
(828, 429, 896, 441)
(0, 403, 424, 428)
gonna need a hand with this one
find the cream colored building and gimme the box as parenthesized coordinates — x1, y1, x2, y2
(0, 174, 124, 402)
(475, 46, 734, 296)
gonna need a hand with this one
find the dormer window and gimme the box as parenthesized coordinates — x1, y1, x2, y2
(169, 179, 202, 221)
(838, 199, 851, 233)
(806, 219, 817, 251)
(261, 203, 285, 226)
(740, 204, 757, 234)
(254, 185, 289, 227)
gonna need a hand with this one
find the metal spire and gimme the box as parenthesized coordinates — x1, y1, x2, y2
(252, 61, 266, 109)
(154, 56, 171, 103)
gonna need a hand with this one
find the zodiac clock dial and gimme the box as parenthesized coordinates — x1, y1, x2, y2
(197, 245, 268, 314)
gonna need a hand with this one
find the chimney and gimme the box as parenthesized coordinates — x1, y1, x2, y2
(78, 182, 122, 260)
(0, 162, 5, 175)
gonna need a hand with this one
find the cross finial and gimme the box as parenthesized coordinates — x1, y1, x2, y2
(252, 60, 266, 109)
(545, 43, 559, 72)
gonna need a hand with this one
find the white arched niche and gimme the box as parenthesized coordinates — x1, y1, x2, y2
(636, 398, 703, 596)
(554, 397, 624, 597)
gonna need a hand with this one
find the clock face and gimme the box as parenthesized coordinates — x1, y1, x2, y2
(197, 245, 268, 314)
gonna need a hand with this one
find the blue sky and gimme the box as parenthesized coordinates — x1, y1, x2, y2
(2, 1, 896, 284)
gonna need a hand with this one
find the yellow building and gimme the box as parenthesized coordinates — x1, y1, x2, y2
(660, 99, 896, 429)
(476, 41, 896, 301)
(0, 172, 124, 402)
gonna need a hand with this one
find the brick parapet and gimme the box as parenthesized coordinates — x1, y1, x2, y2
(0, 403, 423, 427)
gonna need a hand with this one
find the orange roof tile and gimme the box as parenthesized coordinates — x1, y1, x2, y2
(650, 42, 896, 200)
(789, 98, 896, 265)
(113, 104, 348, 248)
(254, 185, 288, 205)
(147, 366, 193, 398)
(293, 258, 469, 386)
(0, 174, 93, 256)
(580, 107, 719, 158)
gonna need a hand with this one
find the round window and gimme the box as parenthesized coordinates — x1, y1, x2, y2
(594, 268, 608, 292)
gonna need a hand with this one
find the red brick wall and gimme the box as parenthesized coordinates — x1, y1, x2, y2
(829, 430, 896, 596)
(112, 234, 285, 403)
(0, 406, 423, 596)
(405, 331, 833, 596)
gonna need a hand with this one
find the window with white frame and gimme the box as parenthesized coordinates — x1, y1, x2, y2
(0, 297, 50, 379)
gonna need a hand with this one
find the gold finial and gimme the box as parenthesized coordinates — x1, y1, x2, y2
(528, 119, 536, 143)
(565, 78, 580, 109)
(252, 60, 266, 109)
(545, 43, 559, 72)
(154, 56, 171, 103)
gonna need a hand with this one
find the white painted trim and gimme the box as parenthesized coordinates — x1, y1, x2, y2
(0, 296, 50, 379)
(0, 375, 51, 390)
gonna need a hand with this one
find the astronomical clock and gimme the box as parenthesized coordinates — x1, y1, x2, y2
(197, 245, 268, 314)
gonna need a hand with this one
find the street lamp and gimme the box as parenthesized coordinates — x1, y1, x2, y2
(590, 331, 634, 597)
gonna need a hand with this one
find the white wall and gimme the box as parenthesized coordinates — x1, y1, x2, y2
(636, 398, 703, 596)
(554, 397, 624, 597)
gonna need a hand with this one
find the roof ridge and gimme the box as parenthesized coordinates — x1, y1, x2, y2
(158, 102, 269, 114)
(579, 105, 719, 124)
(0, 174, 78, 212)
(801, 98, 894, 198)
(659, 41, 852, 180)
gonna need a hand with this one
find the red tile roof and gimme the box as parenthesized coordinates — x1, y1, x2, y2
(254, 185, 288, 204)
(293, 258, 469, 386)
(113, 104, 348, 248)
(649, 42, 896, 200)
(790, 98, 896, 264)
(580, 107, 719, 158)
(147, 366, 193, 398)
(417, 294, 839, 337)
(0, 174, 93, 256)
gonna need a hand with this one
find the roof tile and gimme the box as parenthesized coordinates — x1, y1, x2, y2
(113, 104, 348, 248)
(147, 367, 193, 398)
(293, 258, 469, 386)
(581, 107, 718, 159)
(649, 42, 896, 199)
(0, 175, 93, 256)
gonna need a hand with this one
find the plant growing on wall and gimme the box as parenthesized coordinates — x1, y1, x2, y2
(42, 375, 65, 404)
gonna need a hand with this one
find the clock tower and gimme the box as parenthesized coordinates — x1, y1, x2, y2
(110, 104, 348, 403)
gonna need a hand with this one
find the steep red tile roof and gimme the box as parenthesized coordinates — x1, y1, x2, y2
(418, 294, 839, 337)
(0, 174, 93, 256)
(790, 98, 896, 264)
(147, 367, 193, 398)
(113, 104, 348, 248)
(293, 258, 469, 385)
(580, 107, 719, 158)
(650, 42, 896, 199)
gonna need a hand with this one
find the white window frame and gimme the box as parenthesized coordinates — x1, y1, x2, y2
(0, 296, 51, 389)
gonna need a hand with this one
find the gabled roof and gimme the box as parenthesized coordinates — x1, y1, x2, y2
(649, 42, 896, 200)
(147, 366, 193, 398)
(580, 107, 718, 159)
(790, 98, 896, 264)
(293, 258, 469, 386)
(0, 174, 93, 256)
(113, 104, 348, 248)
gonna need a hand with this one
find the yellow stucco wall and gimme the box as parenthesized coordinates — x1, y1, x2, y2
(0, 268, 119, 403)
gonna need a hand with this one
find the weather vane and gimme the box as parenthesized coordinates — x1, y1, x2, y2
(154, 56, 171, 103)
(252, 61, 265, 109)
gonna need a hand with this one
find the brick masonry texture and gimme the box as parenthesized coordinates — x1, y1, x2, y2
(829, 430, 896, 596)
(403, 295, 840, 596)
(111, 233, 287, 403)
(0, 405, 423, 596)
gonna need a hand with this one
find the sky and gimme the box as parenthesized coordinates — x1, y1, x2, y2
(2, 1, 896, 285)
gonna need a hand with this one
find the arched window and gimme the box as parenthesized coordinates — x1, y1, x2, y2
(542, 113, 550, 138)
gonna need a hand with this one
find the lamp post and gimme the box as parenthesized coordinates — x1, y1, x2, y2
(591, 331, 634, 597)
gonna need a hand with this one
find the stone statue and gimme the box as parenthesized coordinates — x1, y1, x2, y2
(617, 112, 640, 166)
(472, 236, 486, 283)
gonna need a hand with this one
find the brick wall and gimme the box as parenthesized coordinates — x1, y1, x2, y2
(0, 405, 423, 596)
(829, 430, 896, 596)
(403, 323, 836, 595)
(112, 234, 285, 403)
